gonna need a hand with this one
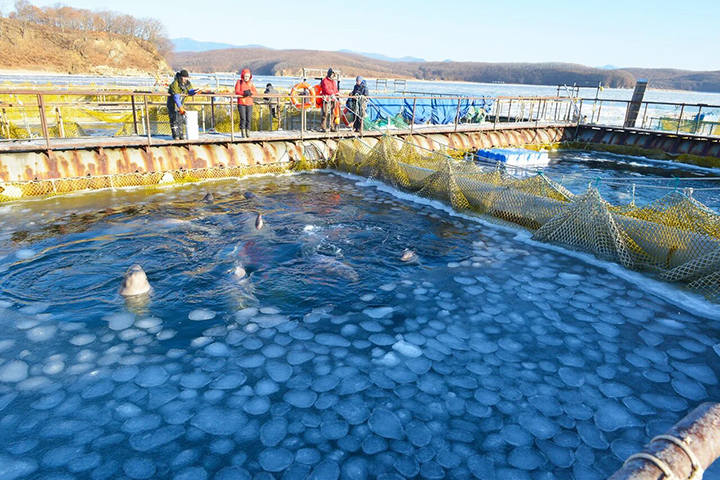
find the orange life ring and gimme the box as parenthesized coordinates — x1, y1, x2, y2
(290, 82, 316, 110)
(312, 85, 323, 108)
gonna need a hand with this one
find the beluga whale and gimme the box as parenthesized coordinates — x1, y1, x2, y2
(119, 264, 152, 296)
(400, 249, 418, 263)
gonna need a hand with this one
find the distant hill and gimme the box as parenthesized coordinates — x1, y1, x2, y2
(623, 68, 720, 92)
(172, 48, 637, 88)
(338, 50, 425, 63)
(172, 47, 720, 92)
(0, 16, 169, 75)
(171, 38, 267, 52)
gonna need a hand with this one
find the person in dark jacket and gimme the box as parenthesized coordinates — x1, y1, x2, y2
(167, 70, 199, 140)
(320, 68, 339, 132)
(263, 83, 281, 130)
(350, 76, 369, 133)
(234, 68, 258, 138)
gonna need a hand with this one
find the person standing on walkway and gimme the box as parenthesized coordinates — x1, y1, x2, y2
(235, 69, 258, 138)
(350, 76, 369, 133)
(167, 70, 198, 140)
(263, 83, 281, 130)
(320, 68, 339, 132)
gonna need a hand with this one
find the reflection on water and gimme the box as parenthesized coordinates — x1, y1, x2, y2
(0, 168, 718, 478)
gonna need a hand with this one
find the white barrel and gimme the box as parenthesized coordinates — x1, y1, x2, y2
(185, 111, 199, 140)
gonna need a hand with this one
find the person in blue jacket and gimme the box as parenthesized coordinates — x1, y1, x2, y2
(167, 70, 199, 140)
(350, 76, 369, 133)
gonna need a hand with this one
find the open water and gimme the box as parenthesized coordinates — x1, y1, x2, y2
(0, 162, 718, 479)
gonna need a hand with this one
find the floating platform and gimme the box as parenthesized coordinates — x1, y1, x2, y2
(476, 147, 551, 166)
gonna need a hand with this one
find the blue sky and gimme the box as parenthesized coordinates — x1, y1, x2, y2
(27, 0, 718, 70)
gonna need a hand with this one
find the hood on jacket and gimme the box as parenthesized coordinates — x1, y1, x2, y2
(240, 69, 253, 80)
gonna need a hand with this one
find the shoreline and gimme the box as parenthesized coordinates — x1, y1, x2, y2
(0, 70, 719, 96)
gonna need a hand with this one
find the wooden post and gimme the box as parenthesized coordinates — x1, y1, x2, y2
(454, 98, 462, 133)
(410, 98, 417, 135)
(143, 95, 151, 146)
(37, 94, 51, 150)
(131, 95, 139, 135)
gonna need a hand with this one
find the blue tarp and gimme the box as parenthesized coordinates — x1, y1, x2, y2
(365, 95, 494, 125)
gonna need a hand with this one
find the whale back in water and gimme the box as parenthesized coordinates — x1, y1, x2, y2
(119, 264, 152, 296)
(203, 192, 214, 203)
(244, 191, 258, 200)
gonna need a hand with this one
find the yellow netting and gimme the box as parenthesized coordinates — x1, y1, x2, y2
(332, 136, 720, 301)
(0, 161, 326, 204)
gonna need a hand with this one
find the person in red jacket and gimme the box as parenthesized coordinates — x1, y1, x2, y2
(234, 69, 258, 138)
(320, 68, 339, 132)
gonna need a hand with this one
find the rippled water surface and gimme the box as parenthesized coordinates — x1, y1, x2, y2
(0, 170, 719, 479)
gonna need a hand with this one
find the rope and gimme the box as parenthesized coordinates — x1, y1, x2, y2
(652, 434, 704, 480)
(623, 453, 677, 479)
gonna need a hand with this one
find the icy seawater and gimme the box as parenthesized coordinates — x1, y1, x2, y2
(0, 172, 719, 479)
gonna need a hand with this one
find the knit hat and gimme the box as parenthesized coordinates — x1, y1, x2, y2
(179, 70, 189, 78)
(356, 76, 364, 83)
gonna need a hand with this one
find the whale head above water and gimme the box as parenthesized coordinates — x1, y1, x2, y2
(400, 249, 418, 263)
(203, 192, 214, 203)
(255, 214, 264, 230)
(119, 264, 152, 297)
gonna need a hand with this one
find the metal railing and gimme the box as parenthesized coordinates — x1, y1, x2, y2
(0, 89, 578, 150)
(575, 97, 720, 137)
(3, 87, 714, 151)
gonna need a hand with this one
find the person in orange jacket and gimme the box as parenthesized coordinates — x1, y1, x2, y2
(234, 68, 258, 138)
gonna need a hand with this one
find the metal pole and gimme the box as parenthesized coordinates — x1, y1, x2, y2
(641, 102, 649, 129)
(676, 104, 685, 135)
(211, 96, 216, 130)
(410, 98, 417, 135)
(528, 101, 535, 123)
(596, 100, 603, 126)
(494, 99, 500, 129)
(143, 95, 151, 146)
(577, 99, 583, 125)
(694, 105, 703, 134)
(131, 94, 139, 135)
(37, 94, 51, 149)
(507, 100, 513, 123)
(55, 107, 65, 138)
(230, 96, 235, 142)
(454, 98, 461, 133)
(610, 403, 720, 480)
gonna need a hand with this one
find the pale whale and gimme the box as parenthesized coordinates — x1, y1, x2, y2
(400, 249, 418, 262)
(119, 265, 152, 296)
